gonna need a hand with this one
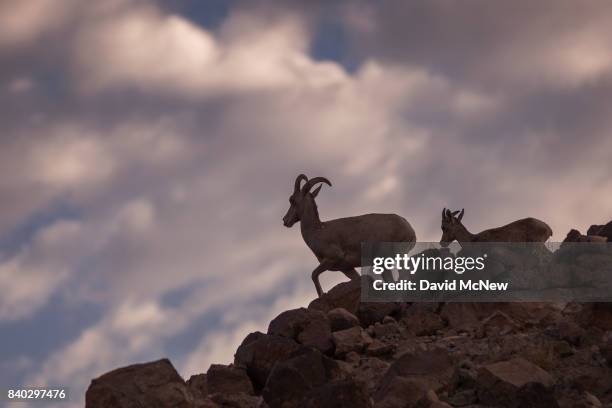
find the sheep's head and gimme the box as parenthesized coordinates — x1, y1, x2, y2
(283, 174, 331, 227)
(440, 207, 464, 247)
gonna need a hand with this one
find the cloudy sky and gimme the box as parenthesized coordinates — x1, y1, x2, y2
(1, 0, 612, 406)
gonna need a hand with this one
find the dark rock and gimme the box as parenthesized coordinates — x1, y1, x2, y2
(445, 388, 477, 407)
(332, 326, 373, 358)
(476, 310, 521, 338)
(298, 379, 371, 408)
(374, 376, 428, 407)
(308, 279, 361, 315)
(350, 357, 390, 395)
(563, 229, 607, 243)
(268, 308, 333, 354)
(587, 224, 603, 236)
(601, 339, 612, 366)
(415, 390, 453, 408)
(588, 221, 612, 240)
(476, 358, 554, 407)
(401, 304, 446, 336)
(564, 229, 584, 243)
(556, 321, 585, 346)
(366, 338, 396, 357)
(210, 393, 266, 408)
(88, 270, 612, 408)
(515, 382, 560, 408)
(552, 340, 574, 357)
(357, 302, 399, 327)
(578, 303, 612, 331)
(234, 332, 304, 391)
(206, 364, 254, 395)
(439, 303, 485, 329)
(450, 360, 478, 391)
(85, 358, 193, 408)
(378, 348, 454, 395)
(262, 348, 341, 408)
(187, 374, 208, 399)
(327, 307, 360, 332)
(372, 320, 401, 340)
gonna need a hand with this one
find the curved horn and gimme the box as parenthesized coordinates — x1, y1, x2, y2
(457, 208, 464, 221)
(302, 177, 332, 194)
(294, 174, 308, 193)
(442, 208, 447, 219)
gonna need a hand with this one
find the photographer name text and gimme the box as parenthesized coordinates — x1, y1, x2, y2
(372, 279, 508, 291)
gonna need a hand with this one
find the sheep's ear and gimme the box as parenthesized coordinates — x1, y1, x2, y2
(311, 184, 322, 197)
(457, 208, 464, 221)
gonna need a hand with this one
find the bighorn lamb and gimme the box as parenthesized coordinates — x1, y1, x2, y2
(440, 208, 552, 246)
(283, 174, 416, 297)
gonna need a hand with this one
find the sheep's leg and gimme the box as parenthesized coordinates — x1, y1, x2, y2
(311, 263, 329, 297)
(341, 268, 360, 281)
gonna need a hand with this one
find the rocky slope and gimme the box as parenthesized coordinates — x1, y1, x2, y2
(85, 278, 612, 407)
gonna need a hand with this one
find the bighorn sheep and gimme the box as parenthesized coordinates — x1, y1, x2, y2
(283, 174, 416, 297)
(440, 208, 552, 246)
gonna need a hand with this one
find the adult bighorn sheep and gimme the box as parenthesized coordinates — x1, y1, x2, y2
(283, 174, 416, 297)
(440, 208, 552, 246)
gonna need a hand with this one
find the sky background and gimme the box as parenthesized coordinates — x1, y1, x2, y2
(2, 1, 612, 406)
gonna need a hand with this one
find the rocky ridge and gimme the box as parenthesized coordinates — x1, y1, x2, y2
(86, 277, 612, 408)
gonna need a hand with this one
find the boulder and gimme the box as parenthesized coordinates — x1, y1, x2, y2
(350, 357, 390, 395)
(378, 348, 454, 394)
(85, 359, 193, 408)
(332, 326, 373, 358)
(601, 339, 612, 366)
(415, 390, 453, 408)
(578, 303, 612, 331)
(439, 303, 485, 329)
(308, 280, 361, 315)
(327, 308, 360, 332)
(298, 379, 371, 408)
(555, 321, 585, 346)
(588, 221, 612, 240)
(366, 338, 396, 357)
(209, 393, 266, 408)
(374, 376, 428, 408)
(234, 332, 304, 390)
(477, 310, 521, 338)
(476, 358, 555, 407)
(401, 304, 446, 336)
(262, 348, 341, 408)
(563, 229, 607, 243)
(587, 224, 603, 236)
(357, 302, 399, 327)
(206, 364, 254, 395)
(372, 320, 401, 340)
(186, 374, 208, 400)
(268, 308, 333, 354)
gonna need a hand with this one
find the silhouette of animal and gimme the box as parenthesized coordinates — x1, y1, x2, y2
(440, 208, 552, 246)
(283, 174, 416, 296)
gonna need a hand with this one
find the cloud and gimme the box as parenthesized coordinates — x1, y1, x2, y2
(0, 0, 78, 50)
(0, 220, 83, 320)
(8, 77, 35, 93)
(343, 0, 612, 89)
(2, 2, 612, 408)
(71, 3, 346, 97)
